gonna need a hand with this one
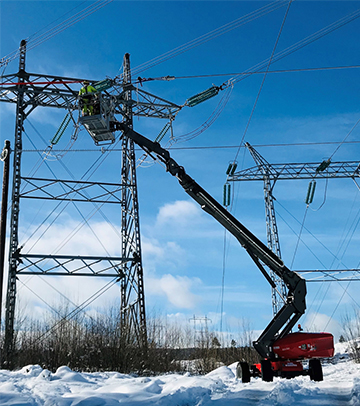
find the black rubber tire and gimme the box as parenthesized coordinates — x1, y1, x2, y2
(236, 362, 251, 383)
(309, 359, 323, 382)
(261, 359, 273, 382)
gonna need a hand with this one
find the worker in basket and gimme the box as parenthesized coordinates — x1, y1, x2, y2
(79, 80, 98, 116)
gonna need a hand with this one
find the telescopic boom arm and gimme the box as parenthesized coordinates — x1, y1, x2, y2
(119, 123, 306, 359)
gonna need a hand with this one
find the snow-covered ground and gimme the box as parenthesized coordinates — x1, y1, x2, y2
(1, 343, 359, 406)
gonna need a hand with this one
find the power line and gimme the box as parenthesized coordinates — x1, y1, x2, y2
(137, 64, 360, 83)
(232, 0, 293, 165)
(276, 195, 360, 324)
(276, 200, 353, 271)
(0, 0, 114, 69)
(290, 206, 309, 269)
(24, 277, 119, 347)
(227, 7, 360, 88)
(329, 116, 360, 160)
(303, 189, 360, 324)
(170, 86, 234, 143)
(22, 124, 122, 255)
(19, 139, 360, 153)
(128, 1, 289, 78)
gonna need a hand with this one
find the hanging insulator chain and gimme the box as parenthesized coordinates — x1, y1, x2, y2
(223, 183, 231, 207)
(155, 122, 172, 143)
(51, 113, 71, 145)
(316, 159, 331, 173)
(305, 180, 316, 205)
(93, 78, 113, 92)
(226, 162, 238, 176)
(186, 86, 220, 107)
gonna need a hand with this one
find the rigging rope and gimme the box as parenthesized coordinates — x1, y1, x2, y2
(169, 85, 233, 144)
(284, 189, 360, 326)
(25, 277, 119, 347)
(22, 122, 123, 258)
(15, 272, 105, 328)
(232, 0, 293, 166)
(329, 116, 360, 161)
(0, 0, 114, 69)
(127, 1, 288, 79)
(227, 7, 360, 89)
(220, 228, 227, 334)
(309, 179, 328, 212)
(276, 200, 349, 270)
(302, 119, 360, 323)
(323, 271, 360, 331)
(136, 64, 360, 83)
(18, 139, 360, 153)
(290, 205, 308, 269)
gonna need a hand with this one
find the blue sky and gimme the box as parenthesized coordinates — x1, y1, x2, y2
(1, 1, 360, 343)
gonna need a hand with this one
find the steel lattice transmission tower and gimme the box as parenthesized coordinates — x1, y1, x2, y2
(227, 142, 360, 315)
(0, 41, 181, 366)
(120, 54, 147, 349)
(242, 142, 287, 316)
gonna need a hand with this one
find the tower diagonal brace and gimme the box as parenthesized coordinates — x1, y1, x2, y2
(245, 143, 287, 315)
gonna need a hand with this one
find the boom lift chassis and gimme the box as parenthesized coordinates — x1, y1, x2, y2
(117, 123, 334, 382)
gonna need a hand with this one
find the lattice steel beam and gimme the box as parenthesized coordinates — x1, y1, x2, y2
(20, 177, 127, 203)
(229, 159, 360, 182)
(297, 269, 360, 282)
(17, 254, 131, 277)
(1, 73, 182, 119)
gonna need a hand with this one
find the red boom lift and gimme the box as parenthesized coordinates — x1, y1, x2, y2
(114, 122, 334, 382)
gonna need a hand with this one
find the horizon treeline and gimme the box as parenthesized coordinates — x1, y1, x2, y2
(0, 303, 260, 373)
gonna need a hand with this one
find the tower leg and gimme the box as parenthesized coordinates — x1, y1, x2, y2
(4, 40, 27, 368)
(120, 53, 147, 369)
(0, 140, 11, 366)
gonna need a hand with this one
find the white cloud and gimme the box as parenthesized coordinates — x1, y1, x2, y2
(151, 199, 223, 242)
(0, 220, 125, 317)
(303, 311, 342, 342)
(146, 274, 201, 309)
(0, 103, 16, 123)
(28, 106, 67, 128)
(156, 200, 202, 226)
(4, 218, 201, 314)
(13, 275, 122, 323)
(20, 220, 121, 257)
(141, 236, 187, 273)
(200, 283, 271, 306)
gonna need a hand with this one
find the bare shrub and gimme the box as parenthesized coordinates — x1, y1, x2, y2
(3, 303, 260, 375)
(341, 309, 360, 362)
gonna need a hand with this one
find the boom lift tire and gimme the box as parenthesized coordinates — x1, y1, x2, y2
(309, 359, 323, 382)
(236, 362, 251, 383)
(261, 359, 273, 382)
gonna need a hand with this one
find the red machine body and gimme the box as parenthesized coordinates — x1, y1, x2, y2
(273, 332, 334, 360)
(254, 359, 304, 374)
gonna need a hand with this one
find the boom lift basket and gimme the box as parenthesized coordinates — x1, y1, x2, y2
(79, 93, 115, 145)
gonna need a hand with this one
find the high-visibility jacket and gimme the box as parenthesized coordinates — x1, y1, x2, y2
(79, 85, 97, 96)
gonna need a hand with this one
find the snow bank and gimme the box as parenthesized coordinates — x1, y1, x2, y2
(1, 358, 360, 405)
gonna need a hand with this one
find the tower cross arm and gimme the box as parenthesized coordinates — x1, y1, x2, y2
(112, 85, 182, 119)
(228, 161, 360, 182)
(0, 72, 97, 109)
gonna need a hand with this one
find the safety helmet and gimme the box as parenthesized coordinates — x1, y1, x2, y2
(83, 80, 90, 85)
